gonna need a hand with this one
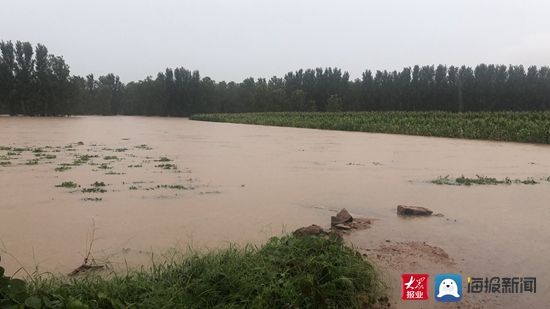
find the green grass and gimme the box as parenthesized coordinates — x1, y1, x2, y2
(432, 175, 540, 185)
(191, 111, 550, 144)
(1, 235, 385, 308)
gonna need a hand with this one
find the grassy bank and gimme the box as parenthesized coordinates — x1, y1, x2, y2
(191, 111, 550, 144)
(1, 235, 385, 308)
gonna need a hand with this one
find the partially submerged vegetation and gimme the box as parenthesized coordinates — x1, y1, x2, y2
(432, 175, 543, 185)
(81, 197, 102, 202)
(55, 181, 79, 188)
(156, 184, 190, 190)
(54, 166, 72, 172)
(82, 182, 108, 193)
(81, 187, 107, 193)
(191, 112, 550, 144)
(0, 142, 196, 200)
(155, 163, 177, 170)
(0, 235, 385, 308)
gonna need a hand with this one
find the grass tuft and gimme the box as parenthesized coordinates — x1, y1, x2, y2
(5, 235, 385, 308)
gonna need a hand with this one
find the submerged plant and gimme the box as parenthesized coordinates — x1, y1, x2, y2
(155, 163, 177, 170)
(155, 156, 172, 162)
(56, 181, 79, 188)
(432, 175, 540, 186)
(81, 197, 102, 201)
(55, 166, 72, 172)
(98, 163, 112, 170)
(156, 184, 190, 190)
(82, 187, 107, 193)
(135, 144, 152, 150)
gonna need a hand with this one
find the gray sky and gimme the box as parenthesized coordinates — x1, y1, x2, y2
(2, 0, 550, 82)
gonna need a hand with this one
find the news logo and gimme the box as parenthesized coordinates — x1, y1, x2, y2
(401, 274, 429, 300)
(434, 273, 462, 302)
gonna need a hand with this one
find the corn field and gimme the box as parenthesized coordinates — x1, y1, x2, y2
(191, 112, 550, 144)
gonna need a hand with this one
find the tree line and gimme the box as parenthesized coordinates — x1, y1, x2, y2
(1, 41, 550, 116)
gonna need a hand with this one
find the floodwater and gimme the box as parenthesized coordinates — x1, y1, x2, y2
(1, 116, 549, 308)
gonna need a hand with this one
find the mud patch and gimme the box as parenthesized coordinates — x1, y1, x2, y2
(364, 241, 454, 269)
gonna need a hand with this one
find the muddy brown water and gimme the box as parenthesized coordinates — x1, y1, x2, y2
(0, 116, 549, 308)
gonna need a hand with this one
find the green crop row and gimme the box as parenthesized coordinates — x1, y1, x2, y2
(191, 111, 550, 144)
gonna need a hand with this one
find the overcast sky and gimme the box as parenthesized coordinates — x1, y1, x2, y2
(2, 0, 550, 82)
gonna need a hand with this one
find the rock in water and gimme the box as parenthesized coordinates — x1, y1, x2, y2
(333, 224, 352, 230)
(331, 208, 353, 225)
(397, 205, 433, 216)
(293, 224, 326, 236)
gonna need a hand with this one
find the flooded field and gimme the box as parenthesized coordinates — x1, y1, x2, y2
(1, 116, 549, 307)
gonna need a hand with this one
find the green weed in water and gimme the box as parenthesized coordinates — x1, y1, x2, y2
(55, 166, 72, 172)
(155, 163, 177, 170)
(157, 184, 190, 190)
(81, 197, 102, 202)
(432, 175, 540, 186)
(56, 181, 79, 188)
(155, 156, 172, 162)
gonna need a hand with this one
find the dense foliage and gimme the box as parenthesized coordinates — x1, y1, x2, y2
(191, 112, 550, 144)
(1, 235, 384, 308)
(2, 41, 550, 116)
(0, 41, 72, 116)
